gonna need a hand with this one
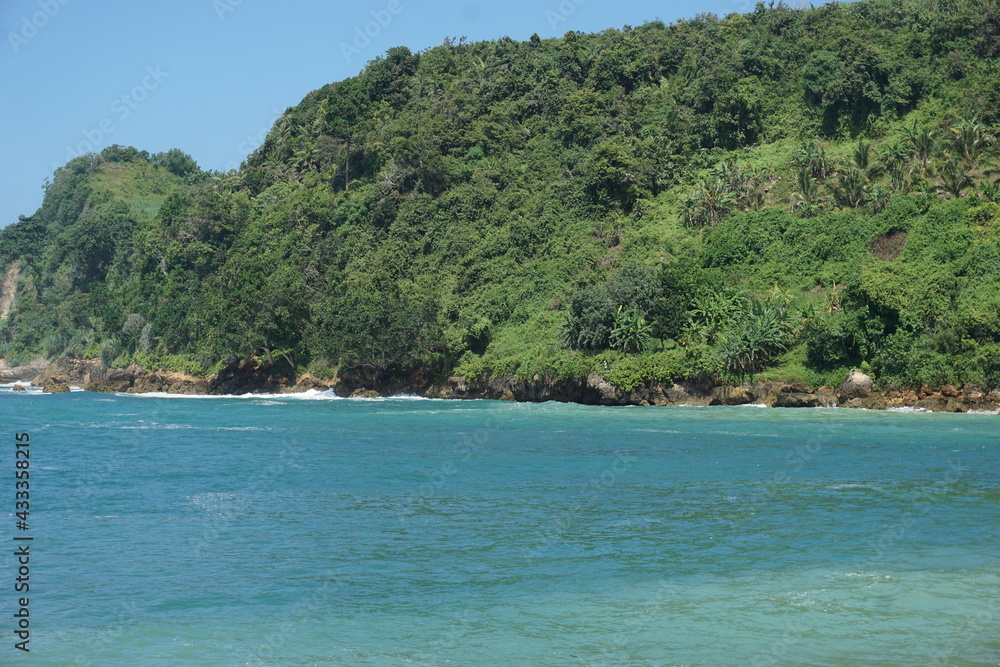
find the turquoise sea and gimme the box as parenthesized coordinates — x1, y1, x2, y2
(1, 388, 998, 666)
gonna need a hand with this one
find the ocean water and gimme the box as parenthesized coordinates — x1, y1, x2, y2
(1, 388, 998, 666)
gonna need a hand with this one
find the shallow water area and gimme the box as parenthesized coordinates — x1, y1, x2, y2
(2, 392, 998, 665)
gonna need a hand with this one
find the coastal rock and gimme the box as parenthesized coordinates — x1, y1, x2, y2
(131, 374, 212, 395)
(837, 371, 875, 400)
(768, 391, 820, 408)
(586, 374, 625, 404)
(12, 384, 26, 392)
(711, 385, 753, 406)
(815, 388, 839, 407)
(285, 372, 337, 394)
(9, 353, 997, 411)
(0, 357, 49, 382)
(660, 383, 712, 406)
(211, 358, 288, 395)
(85, 379, 133, 393)
(33, 357, 106, 387)
(915, 397, 968, 413)
(42, 380, 70, 393)
(962, 385, 984, 402)
(349, 388, 380, 399)
(843, 396, 888, 410)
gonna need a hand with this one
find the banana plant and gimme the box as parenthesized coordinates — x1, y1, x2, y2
(609, 306, 652, 354)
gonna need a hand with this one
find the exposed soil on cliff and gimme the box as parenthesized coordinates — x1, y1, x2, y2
(0, 261, 20, 320)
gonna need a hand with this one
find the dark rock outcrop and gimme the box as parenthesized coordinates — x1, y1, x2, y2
(349, 388, 380, 399)
(710, 385, 754, 406)
(914, 397, 968, 413)
(769, 391, 821, 408)
(12, 356, 1000, 411)
(843, 396, 888, 410)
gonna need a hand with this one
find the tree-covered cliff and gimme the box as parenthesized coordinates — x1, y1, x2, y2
(2, 0, 999, 391)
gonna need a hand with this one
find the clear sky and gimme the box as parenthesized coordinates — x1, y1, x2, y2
(1, 0, 765, 228)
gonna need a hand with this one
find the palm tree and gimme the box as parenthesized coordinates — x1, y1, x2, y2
(951, 120, 995, 169)
(980, 179, 1000, 203)
(878, 142, 910, 175)
(901, 120, 937, 172)
(853, 140, 883, 180)
(833, 167, 869, 209)
(791, 141, 830, 180)
(790, 167, 822, 216)
(685, 177, 736, 226)
(940, 160, 972, 198)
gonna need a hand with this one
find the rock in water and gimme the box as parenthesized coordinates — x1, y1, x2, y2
(350, 388, 380, 399)
(42, 381, 70, 393)
(837, 371, 875, 400)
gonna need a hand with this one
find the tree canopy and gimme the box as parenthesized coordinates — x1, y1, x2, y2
(1, 0, 999, 390)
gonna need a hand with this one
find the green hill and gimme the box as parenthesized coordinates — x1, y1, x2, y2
(2, 0, 999, 393)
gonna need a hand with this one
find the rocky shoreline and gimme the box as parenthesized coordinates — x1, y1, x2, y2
(3, 357, 998, 413)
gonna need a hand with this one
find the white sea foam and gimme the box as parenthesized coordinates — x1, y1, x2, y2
(122, 388, 343, 400)
(119, 388, 447, 402)
(121, 391, 227, 399)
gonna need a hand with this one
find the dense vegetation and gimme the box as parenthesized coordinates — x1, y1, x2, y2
(2, 0, 999, 391)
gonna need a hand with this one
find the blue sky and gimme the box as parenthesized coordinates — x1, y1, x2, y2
(1, 0, 763, 228)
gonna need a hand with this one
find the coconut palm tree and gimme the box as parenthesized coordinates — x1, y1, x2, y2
(790, 167, 822, 217)
(940, 160, 973, 198)
(951, 120, 995, 169)
(901, 120, 937, 172)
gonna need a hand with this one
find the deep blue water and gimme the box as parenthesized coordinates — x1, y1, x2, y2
(2, 388, 998, 666)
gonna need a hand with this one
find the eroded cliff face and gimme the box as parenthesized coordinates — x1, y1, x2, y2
(0, 261, 20, 320)
(9, 357, 1000, 412)
(0, 356, 48, 382)
(422, 373, 999, 412)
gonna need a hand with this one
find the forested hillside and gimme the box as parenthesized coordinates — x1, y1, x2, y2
(2, 0, 1000, 392)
